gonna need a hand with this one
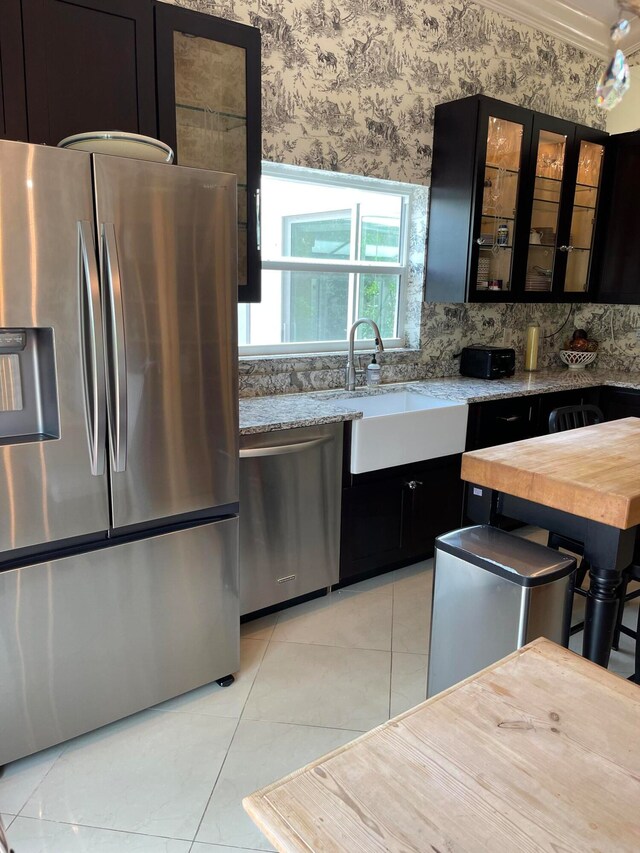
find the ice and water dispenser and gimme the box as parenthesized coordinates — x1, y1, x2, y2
(0, 328, 59, 444)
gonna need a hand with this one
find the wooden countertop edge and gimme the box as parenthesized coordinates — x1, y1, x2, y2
(243, 638, 632, 848)
(243, 795, 311, 853)
(460, 453, 636, 529)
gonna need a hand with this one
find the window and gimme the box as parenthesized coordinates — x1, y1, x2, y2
(238, 163, 413, 354)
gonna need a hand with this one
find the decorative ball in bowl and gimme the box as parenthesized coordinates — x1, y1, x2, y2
(560, 350, 598, 370)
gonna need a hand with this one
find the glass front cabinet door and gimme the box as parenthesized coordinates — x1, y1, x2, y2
(525, 118, 570, 297)
(563, 133, 606, 295)
(155, 2, 262, 302)
(425, 95, 607, 303)
(523, 116, 606, 300)
(474, 106, 530, 298)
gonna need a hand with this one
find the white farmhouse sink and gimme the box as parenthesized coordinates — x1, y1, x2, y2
(334, 391, 469, 474)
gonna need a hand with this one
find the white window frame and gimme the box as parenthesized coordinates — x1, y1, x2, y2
(238, 162, 411, 356)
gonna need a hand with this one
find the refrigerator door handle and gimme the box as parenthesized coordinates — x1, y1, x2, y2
(78, 220, 106, 476)
(102, 222, 128, 473)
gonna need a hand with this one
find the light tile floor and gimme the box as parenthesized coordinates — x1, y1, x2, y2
(1, 528, 637, 852)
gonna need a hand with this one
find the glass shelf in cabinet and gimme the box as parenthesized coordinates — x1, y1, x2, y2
(176, 104, 247, 134)
(176, 102, 247, 120)
(485, 164, 520, 174)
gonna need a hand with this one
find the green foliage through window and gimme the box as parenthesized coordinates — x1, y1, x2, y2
(239, 167, 409, 350)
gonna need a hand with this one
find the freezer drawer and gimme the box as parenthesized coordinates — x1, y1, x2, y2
(239, 424, 343, 616)
(0, 518, 239, 766)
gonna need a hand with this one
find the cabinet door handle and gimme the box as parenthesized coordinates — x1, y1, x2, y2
(255, 188, 261, 251)
(559, 245, 574, 252)
(496, 415, 521, 422)
(405, 479, 423, 490)
(476, 237, 487, 246)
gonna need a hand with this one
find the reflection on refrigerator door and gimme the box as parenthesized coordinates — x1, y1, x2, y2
(0, 518, 239, 766)
(93, 153, 238, 529)
(0, 139, 240, 763)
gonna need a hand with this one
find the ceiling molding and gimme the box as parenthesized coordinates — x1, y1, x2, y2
(476, 0, 640, 59)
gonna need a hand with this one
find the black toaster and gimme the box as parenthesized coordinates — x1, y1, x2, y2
(460, 345, 515, 380)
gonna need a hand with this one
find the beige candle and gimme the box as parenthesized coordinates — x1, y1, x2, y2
(525, 321, 540, 371)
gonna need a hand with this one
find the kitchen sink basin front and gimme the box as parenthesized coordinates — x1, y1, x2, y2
(333, 391, 469, 474)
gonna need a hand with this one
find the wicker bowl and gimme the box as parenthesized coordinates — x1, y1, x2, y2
(560, 350, 598, 370)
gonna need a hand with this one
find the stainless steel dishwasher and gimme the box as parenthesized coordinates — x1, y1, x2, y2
(239, 423, 343, 616)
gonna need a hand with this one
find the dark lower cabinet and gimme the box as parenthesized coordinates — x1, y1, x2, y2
(465, 395, 537, 451)
(340, 476, 406, 579)
(21, 0, 157, 145)
(601, 386, 640, 421)
(339, 454, 463, 586)
(466, 387, 602, 451)
(536, 387, 601, 434)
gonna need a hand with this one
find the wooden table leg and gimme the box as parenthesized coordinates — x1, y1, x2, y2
(465, 488, 639, 668)
(582, 567, 622, 667)
(582, 523, 637, 667)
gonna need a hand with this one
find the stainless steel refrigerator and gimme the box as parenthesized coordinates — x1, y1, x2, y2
(0, 140, 239, 766)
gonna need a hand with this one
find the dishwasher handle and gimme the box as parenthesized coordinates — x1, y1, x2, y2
(240, 435, 332, 458)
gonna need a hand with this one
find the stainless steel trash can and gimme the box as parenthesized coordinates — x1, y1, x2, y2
(427, 525, 576, 698)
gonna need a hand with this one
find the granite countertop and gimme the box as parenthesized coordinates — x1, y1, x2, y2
(239, 369, 640, 435)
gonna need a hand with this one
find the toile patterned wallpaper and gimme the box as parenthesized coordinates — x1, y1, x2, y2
(160, 0, 639, 395)
(168, 0, 605, 184)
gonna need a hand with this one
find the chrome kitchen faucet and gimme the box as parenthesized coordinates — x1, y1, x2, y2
(345, 318, 385, 391)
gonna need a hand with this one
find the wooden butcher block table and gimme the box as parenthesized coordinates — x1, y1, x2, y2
(462, 417, 640, 666)
(244, 639, 640, 852)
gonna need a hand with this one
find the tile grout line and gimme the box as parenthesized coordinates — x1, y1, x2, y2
(6, 813, 195, 844)
(258, 636, 393, 653)
(11, 742, 69, 820)
(188, 619, 276, 849)
(10, 636, 271, 846)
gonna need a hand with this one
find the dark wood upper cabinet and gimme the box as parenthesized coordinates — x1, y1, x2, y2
(0, 0, 28, 140)
(21, 0, 156, 145)
(0, 0, 261, 302)
(425, 95, 607, 303)
(593, 130, 640, 304)
(154, 1, 261, 303)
